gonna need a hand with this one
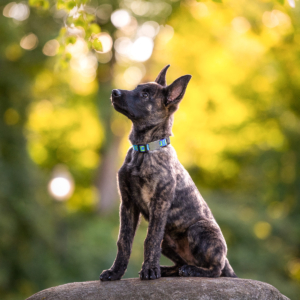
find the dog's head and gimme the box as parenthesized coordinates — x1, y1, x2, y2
(111, 65, 191, 127)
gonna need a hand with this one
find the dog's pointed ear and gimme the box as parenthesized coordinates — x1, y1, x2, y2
(164, 75, 192, 106)
(155, 65, 170, 86)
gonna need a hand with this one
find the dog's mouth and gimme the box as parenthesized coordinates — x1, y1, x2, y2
(112, 101, 125, 111)
(110, 95, 117, 105)
(111, 98, 135, 119)
(111, 97, 124, 109)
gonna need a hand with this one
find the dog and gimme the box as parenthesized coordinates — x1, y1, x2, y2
(100, 65, 237, 281)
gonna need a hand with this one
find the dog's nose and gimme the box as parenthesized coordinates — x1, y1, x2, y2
(112, 89, 121, 97)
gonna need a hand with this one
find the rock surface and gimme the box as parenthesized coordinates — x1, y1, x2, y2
(26, 277, 290, 300)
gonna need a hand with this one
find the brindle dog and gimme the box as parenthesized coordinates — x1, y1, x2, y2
(100, 65, 237, 281)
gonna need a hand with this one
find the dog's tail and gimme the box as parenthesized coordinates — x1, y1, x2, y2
(220, 258, 238, 278)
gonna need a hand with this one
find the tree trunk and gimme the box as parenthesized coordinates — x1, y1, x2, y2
(26, 277, 289, 300)
(96, 133, 122, 212)
(95, 77, 121, 214)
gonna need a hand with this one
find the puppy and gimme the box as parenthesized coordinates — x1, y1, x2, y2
(100, 65, 237, 281)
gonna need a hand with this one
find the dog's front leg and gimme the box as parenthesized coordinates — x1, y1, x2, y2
(100, 195, 140, 281)
(139, 181, 174, 280)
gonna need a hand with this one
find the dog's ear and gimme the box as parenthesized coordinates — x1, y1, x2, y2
(155, 65, 170, 86)
(164, 75, 192, 107)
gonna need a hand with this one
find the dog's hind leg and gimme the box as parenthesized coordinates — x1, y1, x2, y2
(221, 258, 238, 278)
(178, 220, 227, 278)
(160, 239, 185, 277)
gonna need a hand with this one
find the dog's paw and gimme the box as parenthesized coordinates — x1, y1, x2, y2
(179, 265, 194, 277)
(139, 265, 161, 280)
(99, 269, 122, 281)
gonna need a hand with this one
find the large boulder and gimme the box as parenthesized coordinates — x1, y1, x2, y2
(26, 277, 290, 300)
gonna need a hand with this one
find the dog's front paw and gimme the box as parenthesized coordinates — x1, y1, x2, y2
(139, 264, 161, 280)
(99, 269, 123, 281)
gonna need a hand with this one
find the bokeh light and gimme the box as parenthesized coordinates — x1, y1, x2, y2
(66, 37, 88, 57)
(96, 51, 112, 64)
(42, 39, 60, 56)
(20, 33, 38, 50)
(96, 4, 113, 24)
(288, 0, 295, 8)
(231, 17, 251, 34)
(114, 36, 154, 62)
(190, 2, 209, 19)
(3, 2, 30, 21)
(114, 37, 131, 56)
(155, 25, 174, 46)
(123, 66, 144, 86)
(111, 9, 131, 28)
(137, 21, 160, 38)
(49, 177, 73, 201)
(48, 165, 74, 201)
(253, 222, 272, 239)
(129, 36, 153, 62)
(70, 53, 98, 82)
(262, 11, 279, 28)
(130, 1, 172, 17)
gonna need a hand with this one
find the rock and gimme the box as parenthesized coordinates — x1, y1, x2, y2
(26, 277, 290, 300)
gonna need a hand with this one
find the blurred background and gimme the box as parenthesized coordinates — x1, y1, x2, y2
(1, 0, 300, 299)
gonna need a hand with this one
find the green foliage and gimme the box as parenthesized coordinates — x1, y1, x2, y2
(89, 23, 101, 34)
(92, 38, 103, 52)
(65, 36, 76, 45)
(29, 0, 50, 9)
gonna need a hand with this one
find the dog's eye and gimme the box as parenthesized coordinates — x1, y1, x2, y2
(141, 92, 149, 99)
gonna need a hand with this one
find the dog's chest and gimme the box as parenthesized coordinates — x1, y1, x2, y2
(140, 183, 155, 207)
(125, 151, 169, 217)
(129, 176, 159, 218)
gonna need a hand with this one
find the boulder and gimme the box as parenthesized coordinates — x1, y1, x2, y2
(26, 277, 290, 300)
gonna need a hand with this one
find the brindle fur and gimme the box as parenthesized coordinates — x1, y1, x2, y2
(100, 65, 237, 281)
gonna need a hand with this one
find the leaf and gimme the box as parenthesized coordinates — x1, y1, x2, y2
(89, 23, 101, 34)
(92, 39, 103, 52)
(56, 0, 66, 10)
(59, 27, 67, 38)
(65, 53, 72, 61)
(66, 36, 77, 45)
(29, 0, 49, 9)
(86, 15, 95, 23)
(57, 45, 65, 55)
(67, 2, 76, 10)
(212, 0, 222, 3)
(74, 18, 85, 28)
(276, 0, 284, 4)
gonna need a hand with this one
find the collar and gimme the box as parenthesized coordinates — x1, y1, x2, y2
(132, 137, 171, 153)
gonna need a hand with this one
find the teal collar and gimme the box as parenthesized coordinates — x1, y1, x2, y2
(133, 137, 170, 153)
